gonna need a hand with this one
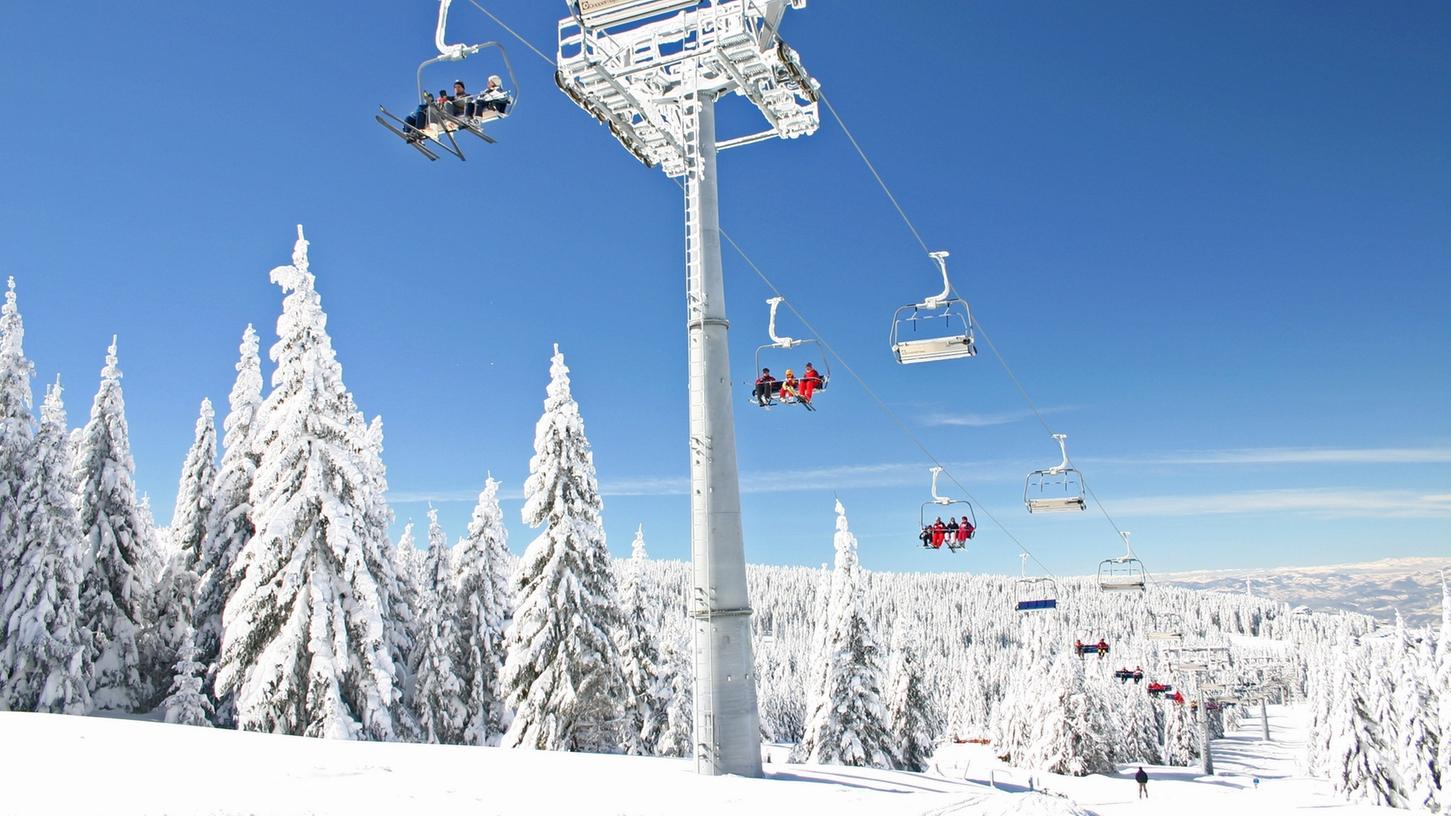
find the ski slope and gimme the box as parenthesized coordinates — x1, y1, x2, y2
(931, 704, 1408, 815)
(0, 705, 1405, 815)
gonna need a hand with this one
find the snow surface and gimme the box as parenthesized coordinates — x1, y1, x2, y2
(0, 704, 1409, 815)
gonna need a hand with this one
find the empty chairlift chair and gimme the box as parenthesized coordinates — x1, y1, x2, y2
(890, 251, 977, 365)
(1146, 613, 1184, 641)
(1015, 553, 1058, 611)
(1024, 434, 1087, 513)
(1098, 530, 1148, 592)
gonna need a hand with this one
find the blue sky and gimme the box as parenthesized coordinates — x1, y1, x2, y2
(1, 1, 1447, 577)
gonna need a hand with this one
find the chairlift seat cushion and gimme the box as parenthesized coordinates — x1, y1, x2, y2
(1026, 497, 1087, 513)
(1016, 598, 1057, 611)
(893, 336, 977, 365)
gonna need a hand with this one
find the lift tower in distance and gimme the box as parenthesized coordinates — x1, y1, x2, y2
(555, 0, 820, 777)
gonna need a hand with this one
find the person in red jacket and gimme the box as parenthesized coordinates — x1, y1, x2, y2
(930, 517, 947, 549)
(954, 516, 974, 546)
(799, 362, 823, 403)
(1097, 638, 1110, 658)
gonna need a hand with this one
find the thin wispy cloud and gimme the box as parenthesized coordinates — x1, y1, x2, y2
(921, 405, 1077, 428)
(1109, 488, 1451, 519)
(1086, 446, 1451, 466)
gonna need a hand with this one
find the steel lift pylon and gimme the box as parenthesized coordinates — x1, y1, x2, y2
(555, 0, 820, 777)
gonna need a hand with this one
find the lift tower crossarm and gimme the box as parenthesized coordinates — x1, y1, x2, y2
(556, 0, 820, 778)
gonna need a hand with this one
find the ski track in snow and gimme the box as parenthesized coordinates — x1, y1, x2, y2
(0, 704, 1413, 815)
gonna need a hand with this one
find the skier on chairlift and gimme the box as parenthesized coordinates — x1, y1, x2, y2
(1096, 638, 1110, 658)
(753, 367, 778, 407)
(799, 362, 823, 404)
(930, 517, 947, 549)
(779, 369, 800, 402)
(919, 525, 933, 549)
(955, 515, 974, 546)
(944, 517, 959, 545)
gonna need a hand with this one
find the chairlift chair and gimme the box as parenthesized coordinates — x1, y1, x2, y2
(1024, 434, 1087, 513)
(749, 297, 829, 411)
(377, 0, 519, 161)
(1146, 612, 1184, 641)
(890, 251, 977, 365)
(918, 467, 975, 552)
(1098, 531, 1147, 592)
(1014, 553, 1058, 611)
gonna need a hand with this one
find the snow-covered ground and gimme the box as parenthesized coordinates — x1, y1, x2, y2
(0, 704, 1409, 815)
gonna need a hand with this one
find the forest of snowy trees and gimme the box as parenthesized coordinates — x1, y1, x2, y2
(0, 230, 1444, 811)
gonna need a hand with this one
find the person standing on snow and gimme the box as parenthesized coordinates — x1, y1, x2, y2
(1135, 767, 1149, 799)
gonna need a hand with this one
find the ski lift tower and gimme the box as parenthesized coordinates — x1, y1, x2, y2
(555, 0, 820, 777)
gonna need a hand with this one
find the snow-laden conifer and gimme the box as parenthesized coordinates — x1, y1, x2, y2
(195, 325, 262, 724)
(360, 416, 419, 742)
(148, 399, 215, 706)
(886, 621, 935, 772)
(0, 278, 35, 621)
(618, 525, 669, 756)
(658, 640, 693, 758)
(412, 508, 467, 744)
(162, 624, 213, 727)
(794, 501, 895, 768)
(216, 226, 403, 740)
(0, 379, 89, 713)
(1020, 655, 1115, 776)
(75, 338, 151, 712)
(1328, 652, 1402, 806)
(1437, 577, 1450, 814)
(455, 475, 512, 745)
(501, 344, 625, 752)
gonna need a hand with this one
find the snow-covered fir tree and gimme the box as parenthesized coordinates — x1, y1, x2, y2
(216, 226, 405, 740)
(1329, 651, 1402, 806)
(0, 379, 90, 714)
(1438, 576, 1450, 814)
(658, 640, 693, 759)
(455, 475, 512, 746)
(794, 501, 895, 769)
(1390, 613, 1439, 812)
(147, 398, 215, 707)
(75, 338, 151, 712)
(360, 415, 418, 742)
(617, 525, 669, 756)
(886, 621, 935, 772)
(0, 278, 35, 624)
(501, 344, 625, 752)
(194, 324, 262, 724)
(412, 508, 467, 744)
(1020, 655, 1115, 776)
(162, 624, 213, 727)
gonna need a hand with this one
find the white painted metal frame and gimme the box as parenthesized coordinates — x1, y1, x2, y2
(1024, 433, 1087, 513)
(890, 251, 977, 364)
(555, 0, 819, 779)
(1098, 530, 1147, 592)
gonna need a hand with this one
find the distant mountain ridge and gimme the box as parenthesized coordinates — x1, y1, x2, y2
(1158, 556, 1450, 627)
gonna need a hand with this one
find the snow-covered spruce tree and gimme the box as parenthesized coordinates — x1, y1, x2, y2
(659, 639, 693, 758)
(162, 624, 213, 727)
(412, 508, 467, 744)
(886, 621, 936, 772)
(0, 277, 35, 626)
(1021, 655, 1115, 776)
(0, 379, 90, 713)
(393, 519, 421, 713)
(455, 475, 512, 746)
(75, 338, 152, 712)
(794, 501, 895, 769)
(215, 226, 404, 740)
(147, 398, 215, 707)
(1390, 613, 1439, 812)
(1438, 575, 1450, 814)
(194, 325, 262, 724)
(360, 415, 418, 742)
(618, 525, 669, 756)
(1329, 651, 1402, 807)
(501, 344, 626, 752)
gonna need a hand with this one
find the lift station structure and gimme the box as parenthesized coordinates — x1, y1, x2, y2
(555, 0, 820, 777)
